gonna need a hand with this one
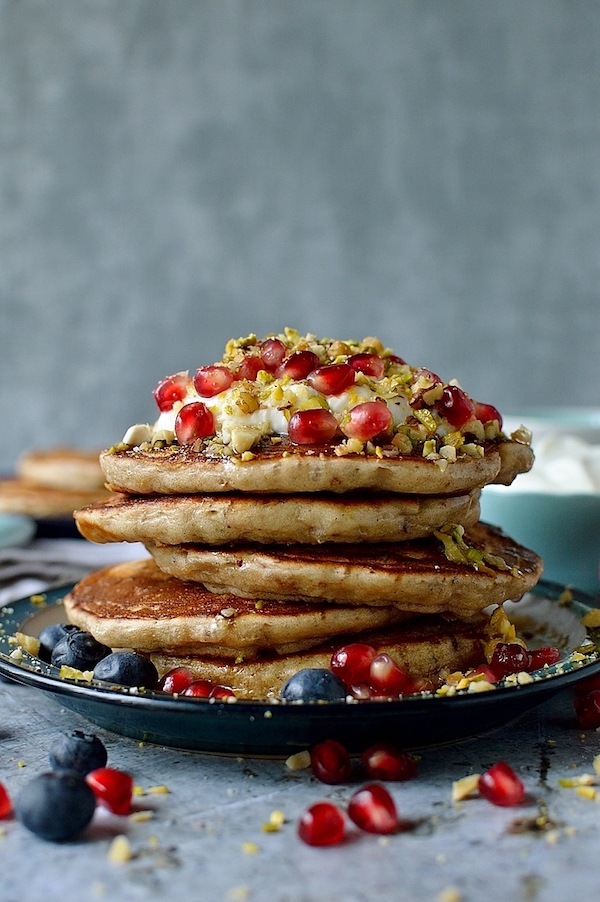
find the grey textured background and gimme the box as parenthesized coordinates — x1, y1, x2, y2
(0, 0, 598, 471)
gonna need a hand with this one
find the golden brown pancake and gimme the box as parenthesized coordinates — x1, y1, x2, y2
(100, 439, 532, 497)
(0, 477, 110, 519)
(18, 447, 106, 492)
(63, 558, 414, 656)
(145, 521, 543, 617)
(74, 488, 481, 546)
(149, 614, 489, 699)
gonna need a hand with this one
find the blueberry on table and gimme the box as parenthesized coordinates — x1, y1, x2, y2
(49, 730, 108, 776)
(37, 623, 80, 663)
(92, 651, 159, 689)
(280, 668, 348, 702)
(15, 772, 96, 842)
(51, 630, 111, 671)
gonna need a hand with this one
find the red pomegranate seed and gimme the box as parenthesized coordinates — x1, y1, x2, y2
(369, 654, 410, 697)
(209, 685, 236, 700)
(468, 664, 500, 683)
(575, 673, 600, 695)
(275, 350, 320, 380)
(348, 353, 385, 379)
(0, 782, 12, 818)
(86, 767, 134, 815)
(330, 643, 377, 687)
(478, 761, 525, 807)
(298, 801, 346, 847)
(193, 365, 233, 397)
(310, 739, 352, 785)
(288, 408, 339, 444)
(386, 354, 407, 367)
(489, 642, 530, 678)
(235, 354, 263, 381)
(175, 402, 215, 444)
(307, 363, 355, 396)
(574, 690, 600, 729)
(473, 400, 503, 429)
(436, 385, 475, 428)
(342, 401, 392, 442)
(527, 646, 561, 671)
(347, 783, 400, 834)
(182, 679, 216, 698)
(157, 666, 195, 694)
(153, 372, 191, 412)
(260, 338, 286, 371)
(362, 744, 418, 782)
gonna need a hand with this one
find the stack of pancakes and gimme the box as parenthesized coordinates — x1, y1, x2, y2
(69, 331, 542, 699)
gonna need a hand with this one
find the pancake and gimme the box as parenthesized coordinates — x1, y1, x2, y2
(145, 521, 543, 617)
(0, 477, 110, 519)
(74, 488, 481, 546)
(18, 447, 106, 492)
(63, 558, 413, 656)
(100, 440, 532, 496)
(149, 614, 490, 700)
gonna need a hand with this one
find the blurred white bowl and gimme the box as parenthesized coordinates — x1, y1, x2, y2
(480, 409, 600, 597)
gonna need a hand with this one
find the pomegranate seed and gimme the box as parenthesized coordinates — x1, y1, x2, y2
(175, 401, 215, 444)
(489, 642, 530, 678)
(362, 744, 418, 782)
(182, 679, 216, 698)
(348, 783, 400, 834)
(193, 365, 233, 397)
(235, 354, 263, 381)
(275, 350, 320, 380)
(527, 646, 561, 671)
(574, 690, 600, 729)
(436, 385, 475, 428)
(386, 354, 407, 367)
(410, 368, 442, 408)
(209, 685, 236, 700)
(153, 372, 191, 412)
(478, 761, 525, 807)
(342, 401, 392, 442)
(260, 338, 286, 371)
(288, 409, 338, 444)
(310, 739, 352, 785)
(86, 767, 134, 815)
(473, 400, 503, 428)
(575, 673, 600, 695)
(0, 782, 12, 818)
(298, 801, 346, 847)
(330, 643, 377, 687)
(156, 666, 195, 694)
(369, 654, 410, 697)
(468, 664, 500, 683)
(307, 363, 355, 396)
(348, 353, 385, 379)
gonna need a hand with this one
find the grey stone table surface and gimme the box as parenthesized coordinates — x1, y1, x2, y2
(1, 543, 600, 902)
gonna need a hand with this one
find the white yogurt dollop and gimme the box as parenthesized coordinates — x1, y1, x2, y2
(504, 433, 600, 494)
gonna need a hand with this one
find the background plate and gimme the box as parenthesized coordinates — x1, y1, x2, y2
(0, 513, 36, 549)
(0, 580, 599, 756)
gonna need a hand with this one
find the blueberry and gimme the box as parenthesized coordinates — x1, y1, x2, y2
(280, 668, 348, 703)
(92, 651, 159, 689)
(49, 730, 108, 776)
(37, 623, 80, 663)
(15, 772, 96, 842)
(51, 630, 111, 671)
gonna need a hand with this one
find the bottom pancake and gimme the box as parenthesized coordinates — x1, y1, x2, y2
(149, 614, 490, 700)
(63, 558, 414, 656)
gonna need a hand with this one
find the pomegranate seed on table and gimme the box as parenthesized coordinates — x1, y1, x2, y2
(574, 689, 600, 729)
(342, 401, 393, 442)
(298, 801, 346, 847)
(347, 353, 385, 379)
(288, 409, 339, 445)
(307, 363, 355, 396)
(368, 654, 410, 697)
(0, 782, 12, 818)
(153, 372, 191, 412)
(86, 767, 134, 816)
(175, 402, 215, 443)
(478, 761, 525, 807)
(310, 739, 352, 785)
(330, 643, 377, 687)
(193, 365, 233, 397)
(275, 350, 320, 380)
(347, 783, 400, 834)
(361, 744, 418, 782)
(157, 666, 195, 694)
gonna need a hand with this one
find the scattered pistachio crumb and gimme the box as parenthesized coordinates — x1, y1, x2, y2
(285, 750, 311, 771)
(147, 785, 170, 795)
(438, 887, 462, 902)
(242, 841, 260, 855)
(17, 760, 26, 768)
(129, 810, 154, 823)
(107, 834, 133, 863)
(452, 774, 481, 802)
(576, 786, 597, 800)
(132, 785, 146, 796)
(227, 887, 251, 902)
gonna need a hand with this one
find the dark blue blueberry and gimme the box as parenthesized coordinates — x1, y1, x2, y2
(37, 623, 80, 663)
(280, 668, 348, 703)
(51, 630, 111, 671)
(92, 651, 159, 689)
(49, 730, 108, 776)
(15, 772, 96, 842)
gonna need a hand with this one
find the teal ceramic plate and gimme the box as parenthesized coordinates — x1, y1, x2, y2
(0, 581, 599, 757)
(0, 513, 36, 549)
